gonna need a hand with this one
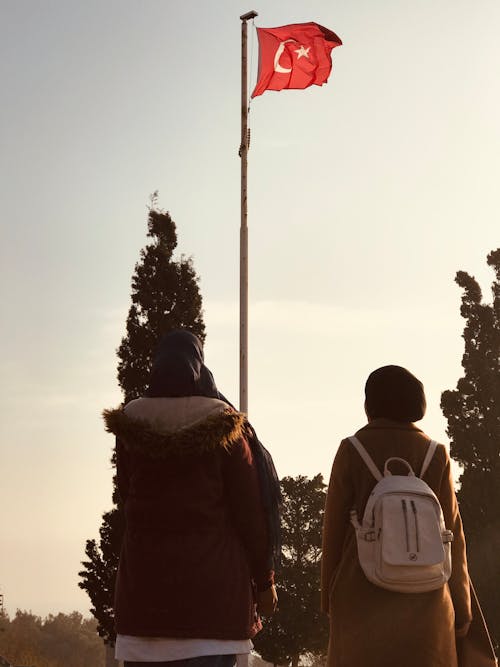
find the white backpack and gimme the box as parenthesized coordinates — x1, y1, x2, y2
(349, 436, 454, 593)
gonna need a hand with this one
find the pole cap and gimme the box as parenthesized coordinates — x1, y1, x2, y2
(240, 10, 258, 21)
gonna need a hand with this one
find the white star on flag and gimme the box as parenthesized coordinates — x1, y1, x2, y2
(294, 45, 311, 59)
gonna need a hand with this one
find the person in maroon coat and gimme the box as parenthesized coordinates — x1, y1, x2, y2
(103, 330, 279, 667)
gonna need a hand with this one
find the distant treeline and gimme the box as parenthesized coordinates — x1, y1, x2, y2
(0, 610, 104, 667)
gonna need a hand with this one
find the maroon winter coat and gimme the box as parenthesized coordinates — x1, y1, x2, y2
(103, 396, 274, 639)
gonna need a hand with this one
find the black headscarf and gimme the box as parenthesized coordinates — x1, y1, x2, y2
(146, 330, 219, 398)
(365, 365, 426, 423)
(146, 330, 281, 569)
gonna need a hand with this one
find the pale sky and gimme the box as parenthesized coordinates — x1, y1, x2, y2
(1, 0, 498, 618)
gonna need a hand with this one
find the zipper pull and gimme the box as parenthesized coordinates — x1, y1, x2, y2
(402, 499, 410, 552)
(410, 500, 420, 552)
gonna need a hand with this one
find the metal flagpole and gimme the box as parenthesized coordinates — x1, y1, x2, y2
(239, 10, 258, 415)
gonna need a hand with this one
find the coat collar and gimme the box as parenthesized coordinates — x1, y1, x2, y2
(358, 418, 424, 433)
(103, 404, 247, 459)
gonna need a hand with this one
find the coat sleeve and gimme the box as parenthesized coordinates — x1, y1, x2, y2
(438, 447, 472, 631)
(115, 437, 130, 505)
(222, 435, 274, 592)
(321, 439, 353, 614)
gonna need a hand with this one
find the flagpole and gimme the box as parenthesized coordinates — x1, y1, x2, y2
(239, 10, 258, 415)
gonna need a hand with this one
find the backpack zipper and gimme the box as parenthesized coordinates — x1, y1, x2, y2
(402, 499, 410, 551)
(410, 500, 420, 552)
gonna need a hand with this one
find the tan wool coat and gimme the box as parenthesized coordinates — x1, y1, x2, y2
(321, 419, 472, 667)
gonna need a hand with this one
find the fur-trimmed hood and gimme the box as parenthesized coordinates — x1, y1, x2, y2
(103, 397, 247, 459)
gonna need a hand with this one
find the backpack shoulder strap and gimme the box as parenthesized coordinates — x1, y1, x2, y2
(420, 439, 438, 478)
(348, 436, 383, 482)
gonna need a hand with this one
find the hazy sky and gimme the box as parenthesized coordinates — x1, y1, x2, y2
(1, 0, 498, 618)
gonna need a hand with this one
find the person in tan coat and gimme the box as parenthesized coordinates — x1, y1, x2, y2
(321, 365, 472, 667)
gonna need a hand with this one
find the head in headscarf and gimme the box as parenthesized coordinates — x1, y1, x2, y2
(365, 365, 426, 423)
(146, 330, 221, 399)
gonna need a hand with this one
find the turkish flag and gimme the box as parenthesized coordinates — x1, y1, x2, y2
(252, 22, 342, 98)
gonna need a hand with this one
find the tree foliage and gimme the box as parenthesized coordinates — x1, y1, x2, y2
(117, 192, 205, 404)
(441, 248, 500, 647)
(78, 507, 124, 645)
(78, 195, 206, 644)
(253, 475, 329, 667)
(0, 610, 105, 667)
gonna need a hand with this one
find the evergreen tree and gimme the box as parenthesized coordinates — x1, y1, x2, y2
(441, 248, 500, 647)
(78, 507, 124, 645)
(79, 195, 206, 645)
(117, 192, 205, 403)
(253, 475, 328, 667)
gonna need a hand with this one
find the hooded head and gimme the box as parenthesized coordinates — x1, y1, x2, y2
(146, 329, 220, 399)
(364, 365, 426, 423)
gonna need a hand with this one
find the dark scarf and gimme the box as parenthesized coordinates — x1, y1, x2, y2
(146, 330, 281, 569)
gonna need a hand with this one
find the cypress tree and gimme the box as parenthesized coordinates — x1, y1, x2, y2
(79, 194, 206, 644)
(441, 248, 500, 647)
(253, 475, 329, 667)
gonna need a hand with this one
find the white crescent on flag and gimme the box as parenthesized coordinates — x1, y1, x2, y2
(273, 39, 297, 73)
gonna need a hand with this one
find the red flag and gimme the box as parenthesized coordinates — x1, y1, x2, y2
(252, 22, 342, 98)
